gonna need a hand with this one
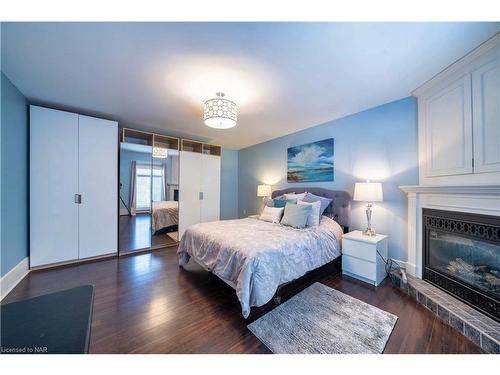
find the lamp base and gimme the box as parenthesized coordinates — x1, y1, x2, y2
(362, 228, 377, 236)
(363, 203, 376, 236)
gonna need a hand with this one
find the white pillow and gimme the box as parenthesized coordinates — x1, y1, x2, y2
(284, 192, 307, 201)
(259, 206, 285, 223)
(297, 200, 321, 227)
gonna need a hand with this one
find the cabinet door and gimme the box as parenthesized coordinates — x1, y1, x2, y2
(78, 115, 118, 259)
(201, 154, 221, 223)
(423, 75, 473, 177)
(179, 151, 202, 238)
(472, 57, 500, 174)
(30, 106, 79, 267)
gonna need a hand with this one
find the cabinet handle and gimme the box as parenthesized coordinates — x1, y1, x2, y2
(199, 192, 204, 200)
(74, 194, 82, 204)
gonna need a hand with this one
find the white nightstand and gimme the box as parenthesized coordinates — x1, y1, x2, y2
(342, 230, 388, 286)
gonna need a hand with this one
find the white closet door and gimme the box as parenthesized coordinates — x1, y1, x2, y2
(179, 151, 202, 238)
(30, 106, 79, 267)
(78, 115, 118, 259)
(201, 154, 221, 223)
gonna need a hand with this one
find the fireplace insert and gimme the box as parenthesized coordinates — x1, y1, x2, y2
(422, 208, 500, 321)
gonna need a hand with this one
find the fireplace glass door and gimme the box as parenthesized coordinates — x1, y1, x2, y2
(423, 209, 500, 321)
(428, 230, 500, 298)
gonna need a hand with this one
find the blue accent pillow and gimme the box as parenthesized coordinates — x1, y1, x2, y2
(273, 198, 297, 208)
(280, 202, 312, 229)
(302, 192, 332, 215)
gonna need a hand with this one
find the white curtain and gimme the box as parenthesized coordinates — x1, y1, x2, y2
(129, 160, 137, 216)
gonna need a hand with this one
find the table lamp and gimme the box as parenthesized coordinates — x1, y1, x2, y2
(353, 182, 383, 236)
(257, 184, 271, 200)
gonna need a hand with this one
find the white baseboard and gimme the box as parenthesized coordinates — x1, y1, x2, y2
(390, 258, 418, 277)
(1, 257, 30, 300)
(387, 258, 418, 280)
(390, 258, 409, 270)
(405, 262, 417, 277)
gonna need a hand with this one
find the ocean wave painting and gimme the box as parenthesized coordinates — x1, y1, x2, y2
(287, 138, 334, 182)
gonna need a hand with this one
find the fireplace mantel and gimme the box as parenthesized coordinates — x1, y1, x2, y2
(399, 184, 500, 278)
(400, 185, 500, 195)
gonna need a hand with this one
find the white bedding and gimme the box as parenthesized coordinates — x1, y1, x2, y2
(177, 216, 343, 318)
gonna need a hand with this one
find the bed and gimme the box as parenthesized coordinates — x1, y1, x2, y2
(177, 188, 351, 318)
(151, 200, 178, 233)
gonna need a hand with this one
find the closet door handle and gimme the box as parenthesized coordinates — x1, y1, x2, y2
(74, 194, 82, 204)
(199, 192, 204, 201)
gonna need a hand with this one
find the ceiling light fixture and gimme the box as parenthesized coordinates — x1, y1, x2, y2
(204, 92, 237, 129)
(153, 146, 168, 158)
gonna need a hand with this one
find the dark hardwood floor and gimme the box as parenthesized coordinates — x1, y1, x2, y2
(2, 247, 482, 354)
(119, 214, 176, 253)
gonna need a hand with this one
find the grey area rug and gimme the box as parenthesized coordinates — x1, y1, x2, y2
(247, 282, 398, 354)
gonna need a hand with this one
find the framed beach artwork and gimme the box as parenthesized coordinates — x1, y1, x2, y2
(287, 138, 334, 182)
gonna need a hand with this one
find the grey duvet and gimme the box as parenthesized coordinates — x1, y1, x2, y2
(152, 201, 178, 233)
(177, 216, 343, 318)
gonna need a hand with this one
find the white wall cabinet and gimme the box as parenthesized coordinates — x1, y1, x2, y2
(472, 56, 500, 174)
(30, 106, 118, 268)
(414, 33, 500, 186)
(422, 75, 473, 177)
(179, 150, 221, 238)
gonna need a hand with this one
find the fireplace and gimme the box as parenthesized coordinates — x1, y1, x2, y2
(422, 209, 500, 321)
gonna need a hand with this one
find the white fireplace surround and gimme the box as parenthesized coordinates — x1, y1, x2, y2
(399, 185, 500, 278)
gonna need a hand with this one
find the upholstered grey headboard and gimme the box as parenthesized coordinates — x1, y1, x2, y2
(271, 187, 351, 231)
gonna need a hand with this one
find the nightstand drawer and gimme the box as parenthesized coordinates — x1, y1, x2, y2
(342, 255, 376, 281)
(342, 238, 376, 262)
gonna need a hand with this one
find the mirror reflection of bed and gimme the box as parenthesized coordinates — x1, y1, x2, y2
(118, 131, 180, 254)
(151, 147, 179, 246)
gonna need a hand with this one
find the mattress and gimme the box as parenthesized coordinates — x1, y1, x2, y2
(177, 216, 343, 318)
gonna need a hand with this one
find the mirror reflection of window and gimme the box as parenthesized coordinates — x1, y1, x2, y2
(136, 164, 152, 212)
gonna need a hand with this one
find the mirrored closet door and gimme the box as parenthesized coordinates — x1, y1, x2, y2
(118, 129, 180, 254)
(151, 134, 180, 248)
(119, 129, 153, 254)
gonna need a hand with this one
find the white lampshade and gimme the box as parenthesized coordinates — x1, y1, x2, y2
(257, 184, 272, 197)
(353, 182, 383, 202)
(204, 92, 237, 129)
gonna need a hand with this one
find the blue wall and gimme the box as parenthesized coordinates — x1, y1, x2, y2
(1, 72, 29, 276)
(220, 148, 239, 219)
(238, 97, 418, 262)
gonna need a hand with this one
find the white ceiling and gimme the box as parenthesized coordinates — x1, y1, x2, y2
(2, 22, 499, 149)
